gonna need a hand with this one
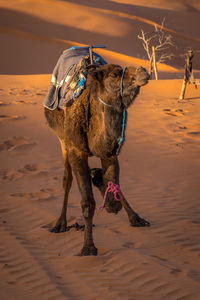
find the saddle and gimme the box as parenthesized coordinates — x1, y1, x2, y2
(43, 46, 107, 110)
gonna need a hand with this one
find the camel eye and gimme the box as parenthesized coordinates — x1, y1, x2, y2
(111, 72, 119, 78)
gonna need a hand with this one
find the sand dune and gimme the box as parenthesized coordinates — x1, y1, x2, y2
(1, 0, 200, 299)
(1, 0, 200, 74)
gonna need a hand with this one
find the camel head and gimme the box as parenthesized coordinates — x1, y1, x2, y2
(89, 64, 150, 109)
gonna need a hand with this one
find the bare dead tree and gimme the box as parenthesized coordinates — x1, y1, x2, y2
(179, 50, 200, 99)
(138, 19, 174, 79)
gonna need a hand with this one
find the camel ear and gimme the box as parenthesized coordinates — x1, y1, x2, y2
(89, 68, 104, 83)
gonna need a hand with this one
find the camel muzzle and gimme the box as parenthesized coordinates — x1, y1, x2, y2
(135, 66, 150, 86)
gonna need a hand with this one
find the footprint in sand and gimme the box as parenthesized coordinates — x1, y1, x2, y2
(170, 268, 182, 275)
(18, 163, 48, 176)
(14, 143, 37, 152)
(9, 88, 18, 95)
(0, 137, 26, 151)
(163, 108, 188, 117)
(10, 190, 51, 201)
(151, 254, 168, 262)
(0, 169, 23, 181)
(9, 88, 34, 96)
(22, 163, 45, 172)
(0, 163, 48, 181)
(19, 89, 32, 96)
(14, 100, 37, 105)
(123, 242, 136, 249)
(179, 126, 187, 130)
(173, 126, 188, 133)
(0, 101, 10, 106)
(187, 270, 200, 283)
(0, 115, 26, 121)
(36, 90, 46, 96)
(0, 208, 10, 214)
(0, 137, 36, 152)
(187, 131, 200, 137)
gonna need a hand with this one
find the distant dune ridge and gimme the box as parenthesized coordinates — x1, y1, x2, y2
(0, 1, 200, 300)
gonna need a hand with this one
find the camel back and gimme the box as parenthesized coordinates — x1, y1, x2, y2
(44, 47, 107, 110)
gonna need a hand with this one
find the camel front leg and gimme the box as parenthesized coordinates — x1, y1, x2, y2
(91, 156, 150, 226)
(100, 156, 122, 214)
(69, 149, 97, 256)
(120, 191, 150, 227)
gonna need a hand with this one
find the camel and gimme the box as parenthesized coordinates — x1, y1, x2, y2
(44, 63, 150, 256)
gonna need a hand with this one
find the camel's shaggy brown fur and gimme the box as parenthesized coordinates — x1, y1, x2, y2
(44, 64, 150, 256)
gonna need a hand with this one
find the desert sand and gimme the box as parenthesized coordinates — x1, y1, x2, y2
(0, 1, 200, 300)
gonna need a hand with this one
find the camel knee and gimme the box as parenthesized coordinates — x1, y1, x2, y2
(81, 200, 96, 219)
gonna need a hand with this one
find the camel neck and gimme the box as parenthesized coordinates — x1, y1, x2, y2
(95, 94, 127, 155)
(86, 76, 127, 157)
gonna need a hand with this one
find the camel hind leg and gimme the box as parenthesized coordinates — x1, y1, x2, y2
(51, 139, 73, 233)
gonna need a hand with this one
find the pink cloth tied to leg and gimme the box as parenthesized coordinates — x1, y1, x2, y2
(99, 181, 122, 210)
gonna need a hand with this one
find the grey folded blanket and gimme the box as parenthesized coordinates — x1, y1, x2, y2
(43, 47, 107, 110)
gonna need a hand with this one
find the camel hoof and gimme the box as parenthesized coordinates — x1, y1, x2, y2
(50, 220, 67, 233)
(130, 213, 150, 227)
(81, 245, 98, 256)
(50, 226, 67, 233)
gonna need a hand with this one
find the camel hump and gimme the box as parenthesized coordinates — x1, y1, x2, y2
(43, 47, 107, 110)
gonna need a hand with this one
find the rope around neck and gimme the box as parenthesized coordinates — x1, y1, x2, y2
(99, 181, 122, 210)
(120, 66, 127, 97)
(98, 96, 112, 107)
(116, 107, 127, 154)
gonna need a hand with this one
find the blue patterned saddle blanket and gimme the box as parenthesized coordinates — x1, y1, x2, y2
(43, 46, 107, 110)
